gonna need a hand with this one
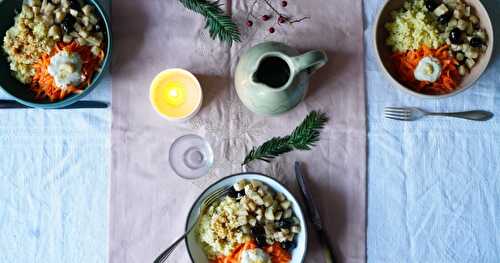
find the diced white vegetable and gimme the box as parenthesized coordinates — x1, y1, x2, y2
(476, 30, 486, 40)
(466, 58, 476, 68)
(76, 37, 87, 46)
(453, 9, 463, 19)
(248, 217, 257, 226)
(89, 14, 99, 25)
(69, 8, 78, 17)
(291, 225, 301, 234)
(48, 25, 61, 39)
(458, 65, 468, 76)
(263, 195, 273, 207)
(466, 23, 473, 35)
(265, 206, 275, 221)
(82, 5, 94, 16)
(467, 49, 479, 59)
(461, 43, 471, 53)
(448, 18, 458, 28)
(456, 52, 465, 61)
(250, 180, 262, 188)
(469, 15, 479, 25)
(434, 4, 449, 17)
(81, 16, 90, 27)
(233, 180, 246, 191)
(61, 0, 70, 8)
(55, 10, 65, 23)
(465, 6, 471, 17)
(63, 34, 72, 43)
(32, 6, 40, 15)
(457, 19, 467, 30)
(44, 3, 55, 13)
(283, 208, 292, 219)
(280, 201, 291, 210)
(74, 22, 82, 32)
(79, 30, 89, 38)
(275, 211, 283, 220)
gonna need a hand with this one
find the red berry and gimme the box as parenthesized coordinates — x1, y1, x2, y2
(246, 20, 253, 27)
(281, 1, 288, 7)
(262, 15, 270, 21)
(269, 27, 275, 33)
(278, 16, 287, 24)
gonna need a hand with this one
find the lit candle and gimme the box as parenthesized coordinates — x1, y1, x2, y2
(150, 69, 203, 121)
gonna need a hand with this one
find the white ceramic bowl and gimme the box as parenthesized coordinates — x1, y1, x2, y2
(185, 172, 308, 262)
(373, 0, 494, 98)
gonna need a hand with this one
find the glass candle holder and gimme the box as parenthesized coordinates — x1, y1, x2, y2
(149, 68, 203, 121)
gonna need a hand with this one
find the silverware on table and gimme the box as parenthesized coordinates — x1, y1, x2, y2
(384, 107, 494, 121)
(153, 186, 231, 263)
(295, 162, 337, 263)
(0, 100, 109, 109)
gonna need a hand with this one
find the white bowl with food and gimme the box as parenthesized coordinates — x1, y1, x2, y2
(185, 173, 308, 263)
(374, 0, 494, 98)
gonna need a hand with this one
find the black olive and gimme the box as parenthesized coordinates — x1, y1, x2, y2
(250, 225, 265, 237)
(470, 37, 483, 48)
(449, 28, 463, 44)
(425, 0, 440, 11)
(227, 188, 237, 198)
(61, 15, 76, 33)
(255, 235, 267, 247)
(227, 188, 245, 198)
(275, 219, 293, 229)
(437, 12, 452, 24)
(282, 241, 297, 251)
(69, 0, 81, 10)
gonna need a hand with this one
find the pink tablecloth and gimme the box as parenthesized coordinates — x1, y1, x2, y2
(110, 0, 366, 262)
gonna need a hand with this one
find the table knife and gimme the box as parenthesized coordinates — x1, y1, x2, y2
(0, 100, 108, 109)
(295, 161, 337, 263)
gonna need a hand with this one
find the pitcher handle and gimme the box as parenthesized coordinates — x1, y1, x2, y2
(290, 50, 328, 75)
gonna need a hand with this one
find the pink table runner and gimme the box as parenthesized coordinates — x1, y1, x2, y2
(110, 1, 365, 262)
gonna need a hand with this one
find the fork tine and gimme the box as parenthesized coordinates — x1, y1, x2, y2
(203, 187, 230, 206)
(385, 109, 410, 115)
(384, 112, 410, 117)
(385, 107, 409, 112)
(385, 115, 410, 121)
(384, 111, 410, 117)
(384, 108, 411, 115)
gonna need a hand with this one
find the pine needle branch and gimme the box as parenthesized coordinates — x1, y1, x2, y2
(178, 0, 241, 45)
(242, 111, 329, 165)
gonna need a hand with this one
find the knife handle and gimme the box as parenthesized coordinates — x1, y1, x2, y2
(317, 229, 337, 263)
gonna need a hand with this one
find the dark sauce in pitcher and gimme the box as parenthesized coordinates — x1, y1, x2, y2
(254, 56, 290, 88)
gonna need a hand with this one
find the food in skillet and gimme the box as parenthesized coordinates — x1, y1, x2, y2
(2, 0, 105, 101)
(197, 179, 300, 263)
(385, 0, 488, 95)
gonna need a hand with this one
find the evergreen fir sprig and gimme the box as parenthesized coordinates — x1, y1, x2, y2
(242, 111, 329, 165)
(178, 0, 241, 45)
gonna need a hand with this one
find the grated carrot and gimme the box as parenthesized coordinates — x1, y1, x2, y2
(212, 241, 292, 263)
(391, 45, 462, 95)
(31, 41, 104, 102)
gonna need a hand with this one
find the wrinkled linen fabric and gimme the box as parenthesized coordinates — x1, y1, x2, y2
(364, 0, 500, 262)
(0, 2, 110, 262)
(110, 0, 365, 262)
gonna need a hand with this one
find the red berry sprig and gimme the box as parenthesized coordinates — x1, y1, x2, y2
(245, 0, 309, 33)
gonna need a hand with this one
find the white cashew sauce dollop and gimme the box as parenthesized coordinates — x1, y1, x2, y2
(414, 56, 442, 83)
(47, 50, 83, 89)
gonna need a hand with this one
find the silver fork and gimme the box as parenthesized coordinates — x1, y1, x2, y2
(153, 186, 231, 263)
(384, 107, 494, 121)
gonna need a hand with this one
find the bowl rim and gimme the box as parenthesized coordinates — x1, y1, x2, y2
(0, 0, 112, 108)
(373, 0, 495, 99)
(184, 172, 309, 263)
